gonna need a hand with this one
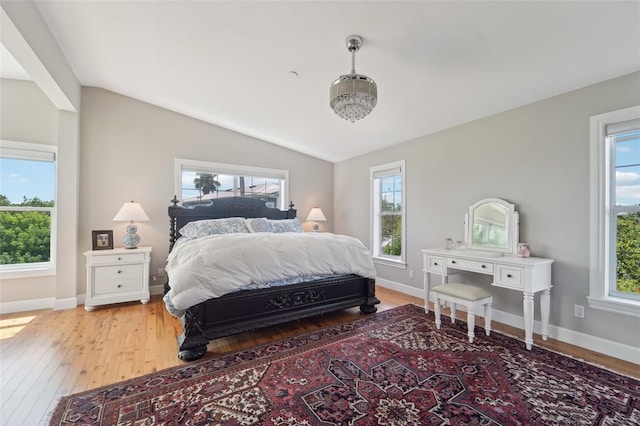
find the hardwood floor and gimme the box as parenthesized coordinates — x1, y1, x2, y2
(1, 286, 638, 425)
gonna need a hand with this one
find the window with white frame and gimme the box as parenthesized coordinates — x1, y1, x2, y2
(370, 160, 406, 267)
(0, 140, 57, 277)
(175, 159, 289, 210)
(589, 106, 640, 317)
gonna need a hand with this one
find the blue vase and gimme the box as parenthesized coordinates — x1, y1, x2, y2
(122, 223, 141, 249)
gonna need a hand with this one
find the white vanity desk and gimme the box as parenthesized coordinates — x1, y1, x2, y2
(422, 249, 553, 350)
(422, 198, 554, 350)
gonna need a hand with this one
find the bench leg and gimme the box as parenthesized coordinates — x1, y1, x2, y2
(467, 306, 476, 343)
(450, 302, 457, 323)
(434, 297, 442, 329)
(485, 303, 492, 336)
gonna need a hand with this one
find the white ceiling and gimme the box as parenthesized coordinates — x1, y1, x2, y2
(5, 1, 640, 162)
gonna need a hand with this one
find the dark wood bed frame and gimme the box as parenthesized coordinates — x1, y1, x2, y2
(167, 196, 380, 361)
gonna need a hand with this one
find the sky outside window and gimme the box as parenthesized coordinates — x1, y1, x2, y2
(0, 158, 55, 204)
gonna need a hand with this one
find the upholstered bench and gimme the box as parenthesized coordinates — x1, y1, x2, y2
(431, 283, 493, 343)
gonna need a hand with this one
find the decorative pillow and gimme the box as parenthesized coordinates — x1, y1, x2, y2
(179, 217, 248, 238)
(245, 218, 274, 233)
(269, 218, 303, 233)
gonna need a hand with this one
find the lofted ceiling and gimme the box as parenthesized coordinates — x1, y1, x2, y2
(3, 1, 639, 162)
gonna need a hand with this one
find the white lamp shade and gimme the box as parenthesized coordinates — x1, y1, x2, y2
(113, 201, 150, 222)
(306, 207, 326, 222)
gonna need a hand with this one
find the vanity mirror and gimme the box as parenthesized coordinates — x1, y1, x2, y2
(464, 198, 519, 255)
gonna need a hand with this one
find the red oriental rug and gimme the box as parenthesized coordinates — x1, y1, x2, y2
(50, 304, 639, 425)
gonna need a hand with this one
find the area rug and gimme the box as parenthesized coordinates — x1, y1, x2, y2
(50, 304, 639, 425)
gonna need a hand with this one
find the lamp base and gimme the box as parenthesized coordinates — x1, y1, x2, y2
(122, 223, 141, 249)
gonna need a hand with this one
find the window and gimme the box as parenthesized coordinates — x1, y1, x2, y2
(370, 160, 406, 267)
(589, 106, 640, 317)
(175, 159, 289, 210)
(0, 140, 57, 277)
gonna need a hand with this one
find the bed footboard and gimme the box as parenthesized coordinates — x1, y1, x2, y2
(176, 274, 379, 361)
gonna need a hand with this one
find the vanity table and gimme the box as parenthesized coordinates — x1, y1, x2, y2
(422, 198, 554, 350)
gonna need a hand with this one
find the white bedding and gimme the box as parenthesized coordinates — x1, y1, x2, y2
(164, 232, 377, 313)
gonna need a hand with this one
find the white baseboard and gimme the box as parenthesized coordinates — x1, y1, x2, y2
(150, 284, 165, 295)
(3, 285, 165, 314)
(0, 297, 55, 314)
(376, 278, 640, 366)
(53, 297, 78, 311)
(1, 296, 79, 313)
(0, 296, 79, 314)
(377, 278, 425, 300)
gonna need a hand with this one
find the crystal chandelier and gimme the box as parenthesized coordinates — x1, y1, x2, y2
(329, 35, 377, 123)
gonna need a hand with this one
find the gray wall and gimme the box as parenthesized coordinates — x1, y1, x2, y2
(334, 71, 640, 348)
(79, 87, 334, 296)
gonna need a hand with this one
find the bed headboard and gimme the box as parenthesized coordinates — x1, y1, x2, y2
(168, 196, 297, 251)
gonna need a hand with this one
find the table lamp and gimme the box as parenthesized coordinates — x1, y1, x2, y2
(113, 201, 150, 249)
(306, 207, 326, 232)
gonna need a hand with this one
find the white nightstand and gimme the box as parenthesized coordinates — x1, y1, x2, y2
(83, 246, 152, 311)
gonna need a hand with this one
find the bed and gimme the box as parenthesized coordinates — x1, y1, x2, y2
(165, 196, 380, 361)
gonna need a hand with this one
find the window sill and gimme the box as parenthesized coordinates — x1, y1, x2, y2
(373, 257, 407, 269)
(587, 296, 640, 318)
(0, 265, 56, 280)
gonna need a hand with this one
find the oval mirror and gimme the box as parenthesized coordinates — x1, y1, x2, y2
(465, 198, 519, 254)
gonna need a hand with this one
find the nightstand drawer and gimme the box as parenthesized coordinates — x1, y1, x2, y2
(447, 257, 494, 274)
(426, 255, 445, 273)
(94, 277, 143, 295)
(495, 265, 524, 289)
(91, 253, 146, 265)
(94, 264, 143, 280)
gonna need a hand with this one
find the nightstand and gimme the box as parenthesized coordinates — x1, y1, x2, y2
(83, 247, 152, 311)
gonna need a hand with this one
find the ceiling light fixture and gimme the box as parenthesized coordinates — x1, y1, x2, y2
(329, 35, 377, 123)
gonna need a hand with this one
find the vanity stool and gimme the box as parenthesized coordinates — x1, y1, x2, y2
(431, 283, 492, 343)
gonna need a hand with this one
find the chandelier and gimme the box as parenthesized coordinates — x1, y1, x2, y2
(329, 35, 377, 123)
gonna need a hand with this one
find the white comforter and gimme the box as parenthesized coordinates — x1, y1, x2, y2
(164, 232, 377, 312)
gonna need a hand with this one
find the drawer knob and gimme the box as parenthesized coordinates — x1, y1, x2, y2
(117, 284, 122, 288)
(117, 257, 122, 260)
(481, 265, 486, 268)
(451, 260, 456, 264)
(433, 262, 438, 266)
(117, 270, 122, 274)
(507, 274, 513, 278)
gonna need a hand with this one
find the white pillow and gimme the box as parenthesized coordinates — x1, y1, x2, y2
(245, 218, 274, 233)
(179, 217, 248, 238)
(269, 218, 303, 233)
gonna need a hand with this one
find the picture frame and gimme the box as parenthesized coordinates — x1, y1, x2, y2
(92, 230, 114, 251)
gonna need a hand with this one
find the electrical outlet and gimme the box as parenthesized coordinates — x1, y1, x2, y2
(574, 304, 585, 318)
(158, 268, 165, 277)
(409, 270, 414, 279)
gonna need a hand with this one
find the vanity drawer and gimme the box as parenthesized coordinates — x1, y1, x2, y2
(495, 265, 524, 289)
(446, 257, 494, 274)
(426, 255, 445, 273)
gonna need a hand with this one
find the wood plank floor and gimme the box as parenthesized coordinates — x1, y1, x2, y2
(1, 287, 638, 425)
